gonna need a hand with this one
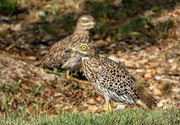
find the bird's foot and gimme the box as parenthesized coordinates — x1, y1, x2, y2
(68, 77, 90, 84)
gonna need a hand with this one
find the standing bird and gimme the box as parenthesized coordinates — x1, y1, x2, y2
(38, 15, 97, 80)
(65, 42, 157, 113)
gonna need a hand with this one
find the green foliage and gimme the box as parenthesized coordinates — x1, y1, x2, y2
(2, 94, 8, 111)
(57, 16, 77, 33)
(122, 0, 155, 15)
(28, 85, 42, 96)
(116, 16, 153, 39)
(47, 2, 61, 15)
(84, 84, 94, 98)
(0, 79, 21, 92)
(86, 0, 116, 36)
(0, 79, 6, 90)
(44, 68, 62, 74)
(115, 16, 174, 40)
(0, 0, 19, 16)
(121, 0, 180, 16)
(0, 108, 179, 125)
(157, 20, 174, 38)
(42, 23, 58, 37)
(88, 0, 115, 19)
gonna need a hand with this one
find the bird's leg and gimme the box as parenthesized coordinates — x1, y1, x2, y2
(106, 100, 112, 114)
(66, 70, 90, 84)
(66, 70, 70, 80)
(69, 77, 90, 84)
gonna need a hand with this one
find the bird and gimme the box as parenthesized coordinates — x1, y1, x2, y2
(65, 42, 157, 113)
(38, 15, 97, 80)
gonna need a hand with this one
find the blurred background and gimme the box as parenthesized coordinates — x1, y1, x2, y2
(0, 0, 180, 117)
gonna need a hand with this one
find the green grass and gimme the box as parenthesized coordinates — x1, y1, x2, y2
(157, 20, 174, 39)
(116, 16, 154, 39)
(0, 108, 179, 125)
(121, 0, 180, 16)
(0, 0, 18, 16)
(115, 16, 175, 40)
(0, 0, 30, 16)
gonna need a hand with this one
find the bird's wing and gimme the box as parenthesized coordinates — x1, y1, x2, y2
(97, 58, 138, 104)
(39, 37, 72, 68)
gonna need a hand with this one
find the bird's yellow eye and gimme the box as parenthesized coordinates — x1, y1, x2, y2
(82, 19, 87, 23)
(81, 45, 87, 51)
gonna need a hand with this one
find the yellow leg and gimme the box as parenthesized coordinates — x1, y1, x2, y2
(66, 70, 90, 84)
(66, 70, 70, 80)
(106, 100, 112, 114)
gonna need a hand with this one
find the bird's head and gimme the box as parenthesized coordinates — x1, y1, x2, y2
(65, 42, 99, 59)
(76, 15, 98, 31)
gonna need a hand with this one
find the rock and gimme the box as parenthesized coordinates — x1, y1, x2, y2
(37, 11, 46, 17)
(133, 46, 141, 51)
(1, 16, 10, 22)
(120, 42, 127, 45)
(109, 43, 116, 48)
(145, 42, 151, 46)
(116, 104, 126, 109)
(40, 50, 48, 55)
(144, 10, 155, 17)
(156, 15, 170, 23)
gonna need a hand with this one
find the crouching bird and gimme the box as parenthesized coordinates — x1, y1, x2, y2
(65, 42, 157, 113)
(37, 15, 97, 81)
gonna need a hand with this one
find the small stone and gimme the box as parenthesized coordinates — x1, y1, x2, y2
(157, 15, 170, 23)
(133, 46, 141, 51)
(144, 73, 152, 79)
(116, 104, 126, 109)
(120, 42, 127, 45)
(40, 50, 48, 55)
(109, 43, 116, 48)
(37, 11, 46, 17)
(1, 16, 10, 21)
(145, 42, 151, 46)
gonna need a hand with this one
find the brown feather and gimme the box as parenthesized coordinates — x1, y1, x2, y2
(135, 80, 157, 108)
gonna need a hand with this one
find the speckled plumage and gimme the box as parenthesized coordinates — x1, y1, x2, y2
(65, 42, 157, 112)
(39, 15, 96, 72)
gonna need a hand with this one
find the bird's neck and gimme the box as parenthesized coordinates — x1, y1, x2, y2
(71, 29, 90, 44)
(82, 56, 100, 67)
(74, 29, 90, 36)
(82, 56, 101, 83)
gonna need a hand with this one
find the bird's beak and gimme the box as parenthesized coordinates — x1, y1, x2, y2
(90, 22, 98, 29)
(64, 48, 77, 53)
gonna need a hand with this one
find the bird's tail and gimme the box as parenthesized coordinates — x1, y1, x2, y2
(135, 80, 157, 109)
(33, 55, 46, 67)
